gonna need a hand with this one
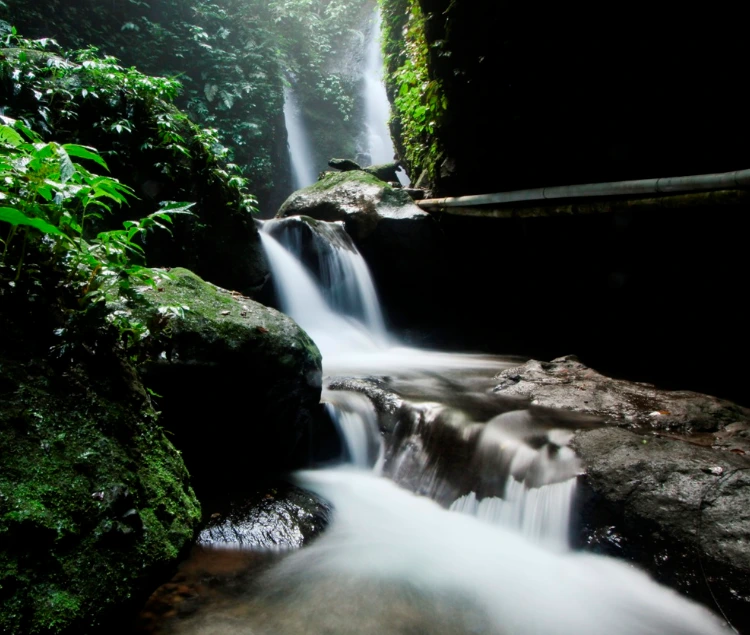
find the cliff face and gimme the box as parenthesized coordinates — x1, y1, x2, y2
(386, 0, 750, 196)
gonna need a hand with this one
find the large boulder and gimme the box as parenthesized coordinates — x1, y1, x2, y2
(493, 355, 750, 629)
(572, 428, 750, 632)
(276, 171, 447, 334)
(127, 268, 323, 495)
(277, 170, 427, 241)
(0, 340, 200, 634)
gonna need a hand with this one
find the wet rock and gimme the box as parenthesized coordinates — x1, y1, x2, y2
(277, 170, 428, 241)
(496, 356, 750, 629)
(127, 268, 323, 495)
(362, 161, 402, 183)
(494, 355, 750, 437)
(328, 158, 362, 171)
(198, 482, 329, 551)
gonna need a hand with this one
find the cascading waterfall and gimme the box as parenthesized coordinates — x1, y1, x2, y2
(182, 218, 731, 635)
(265, 218, 387, 337)
(283, 85, 317, 190)
(362, 9, 396, 166)
(361, 9, 410, 185)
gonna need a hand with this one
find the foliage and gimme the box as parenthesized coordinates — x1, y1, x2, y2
(379, 0, 446, 182)
(0, 1, 289, 209)
(0, 0, 379, 207)
(0, 113, 192, 356)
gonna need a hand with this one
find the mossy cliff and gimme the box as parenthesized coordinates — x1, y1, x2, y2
(380, 0, 750, 196)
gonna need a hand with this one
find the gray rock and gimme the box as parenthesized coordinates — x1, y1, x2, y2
(328, 158, 362, 171)
(363, 161, 402, 183)
(198, 482, 329, 551)
(277, 170, 428, 241)
(573, 427, 750, 630)
(494, 355, 750, 437)
(495, 355, 750, 629)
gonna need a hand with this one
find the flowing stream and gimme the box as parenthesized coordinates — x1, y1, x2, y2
(235, 221, 725, 634)
(164, 220, 726, 634)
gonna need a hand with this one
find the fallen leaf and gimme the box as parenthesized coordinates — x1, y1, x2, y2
(220, 310, 230, 316)
(256, 326, 269, 334)
(730, 448, 746, 455)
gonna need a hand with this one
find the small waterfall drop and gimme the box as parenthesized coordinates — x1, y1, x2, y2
(323, 389, 383, 471)
(265, 218, 387, 337)
(259, 231, 382, 359)
(283, 85, 317, 189)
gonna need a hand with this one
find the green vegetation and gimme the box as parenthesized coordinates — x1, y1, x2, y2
(380, 0, 447, 184)
(1, 0, 379, 209)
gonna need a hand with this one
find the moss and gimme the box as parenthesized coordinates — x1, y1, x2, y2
(306, 170, 388, 193)
(0, 348, 201, 633)
(129, 268, 321, 369)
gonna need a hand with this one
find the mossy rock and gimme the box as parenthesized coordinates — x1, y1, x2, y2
(128, 268, 323, 496)
(0, 346, 200, 634)
(277, 170, 427, 241)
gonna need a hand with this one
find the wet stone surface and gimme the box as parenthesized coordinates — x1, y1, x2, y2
(198, 482, 330, 551)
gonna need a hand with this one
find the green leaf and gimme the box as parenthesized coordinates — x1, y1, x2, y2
(0, 125, 24, 148)
(58, 146, 76, 184)
(0, 207, 68, 238)
(62, 144, 109, 171)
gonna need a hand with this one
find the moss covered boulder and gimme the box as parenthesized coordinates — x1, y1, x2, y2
(277, 170, 428, 241)
(128, 269, 323, 496)
(0, 341, 200, 633)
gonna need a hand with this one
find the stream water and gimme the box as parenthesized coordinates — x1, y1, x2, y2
(146, 221, 727, 634)
(167, 220, 722, 635)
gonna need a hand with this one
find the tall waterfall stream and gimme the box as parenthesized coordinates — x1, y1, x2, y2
(155, 220, 727, 634)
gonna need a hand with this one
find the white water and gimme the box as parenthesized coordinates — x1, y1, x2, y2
(363, 10, 396, 166)
(283, 85, 317, 189)
(361, 9, 410, 186)
(323, 389, 383, 470)
(267, 218, 387, 336)
(178, 469, 725, 635)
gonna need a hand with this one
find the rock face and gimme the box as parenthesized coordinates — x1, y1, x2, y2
(0, 339, 200, 634)
(494, 355, 750, 630)
(276, 170, 447, 332)
(128, 268, 323, 495)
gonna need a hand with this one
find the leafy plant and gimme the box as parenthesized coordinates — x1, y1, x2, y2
(0, 115, 193, 354)
(379, 0, 446, 182)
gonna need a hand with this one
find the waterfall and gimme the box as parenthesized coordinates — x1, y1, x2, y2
(362, 10, 396, 166)
(323, 389, 383, 471)
(265, 218, 387, 337)
(283, 85, 317, 189)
